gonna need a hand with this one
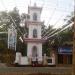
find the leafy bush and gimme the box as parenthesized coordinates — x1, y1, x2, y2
(0, 48, 16, 64)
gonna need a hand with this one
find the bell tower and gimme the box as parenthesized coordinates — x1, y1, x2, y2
(24, 4, 45, 63)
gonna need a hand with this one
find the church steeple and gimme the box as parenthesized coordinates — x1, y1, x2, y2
(28, 4, 42, 21)
(24, 5, 44, 64)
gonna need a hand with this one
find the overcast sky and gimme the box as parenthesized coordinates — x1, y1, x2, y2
(0, 0, 74, 28)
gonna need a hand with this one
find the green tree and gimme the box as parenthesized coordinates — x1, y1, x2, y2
(42, 25, 55, 56)
(0, 7, 21, 31)
(0, 49, 15, 65)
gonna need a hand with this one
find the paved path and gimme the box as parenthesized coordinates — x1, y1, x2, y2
(0, 63, 7, 67)
(0, 67, 72, 74)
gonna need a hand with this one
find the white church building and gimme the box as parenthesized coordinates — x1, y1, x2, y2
(15, 4, 55, 66)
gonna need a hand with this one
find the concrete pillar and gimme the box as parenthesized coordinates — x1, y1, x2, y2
(43, 54, 47, 66)
(14, 52, 21, 64)
(28, 55, 32, 65)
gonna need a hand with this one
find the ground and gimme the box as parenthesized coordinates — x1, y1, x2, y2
(0, 67, 72, 75)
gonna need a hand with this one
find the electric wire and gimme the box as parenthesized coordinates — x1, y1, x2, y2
(42, 0, 74, 39)
(47, 22, 73, 39)
(0, 0, 74, 41)
(43, 17, 73, 40)
(42, 13, 65, 38)
(43, 14, 66, 38)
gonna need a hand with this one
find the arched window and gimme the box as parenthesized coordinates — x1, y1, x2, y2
(27, 15, 30, 19)
(32, 46, 37, 57)
(33, 13, 37, 21)
(33, 29, 37, 38)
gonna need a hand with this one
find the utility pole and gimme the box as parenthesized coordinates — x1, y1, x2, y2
(73, 6, 75, 75)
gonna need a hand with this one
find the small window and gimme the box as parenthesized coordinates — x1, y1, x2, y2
(27, 15, 30, 19)
(33, 29, 37, 38)
(47, 59, 52, 63)
(33, 13, 37, 21)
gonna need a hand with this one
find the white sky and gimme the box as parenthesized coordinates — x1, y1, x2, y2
(0, 0, 74, 28)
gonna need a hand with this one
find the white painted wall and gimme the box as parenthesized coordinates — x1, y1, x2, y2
(47, 57, 55, 65)
(20, 57, 29, 65)
(29, 25, 41, 39)
(15, 53, 29, 65)
(14, 52, 21, 64)
(27, 43, 42, 61)
(29, 9, 41, 21)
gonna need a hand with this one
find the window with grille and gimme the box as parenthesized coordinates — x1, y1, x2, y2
(33, 29, 37, 38)
(33, 13, 37, 21)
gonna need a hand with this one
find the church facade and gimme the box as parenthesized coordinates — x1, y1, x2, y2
(24, 4, 44, 63)
(15, 4, 55, 66)
(15, 4, 45, 65)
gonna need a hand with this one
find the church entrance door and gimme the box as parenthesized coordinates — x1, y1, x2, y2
(32, 46, 38, 66)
